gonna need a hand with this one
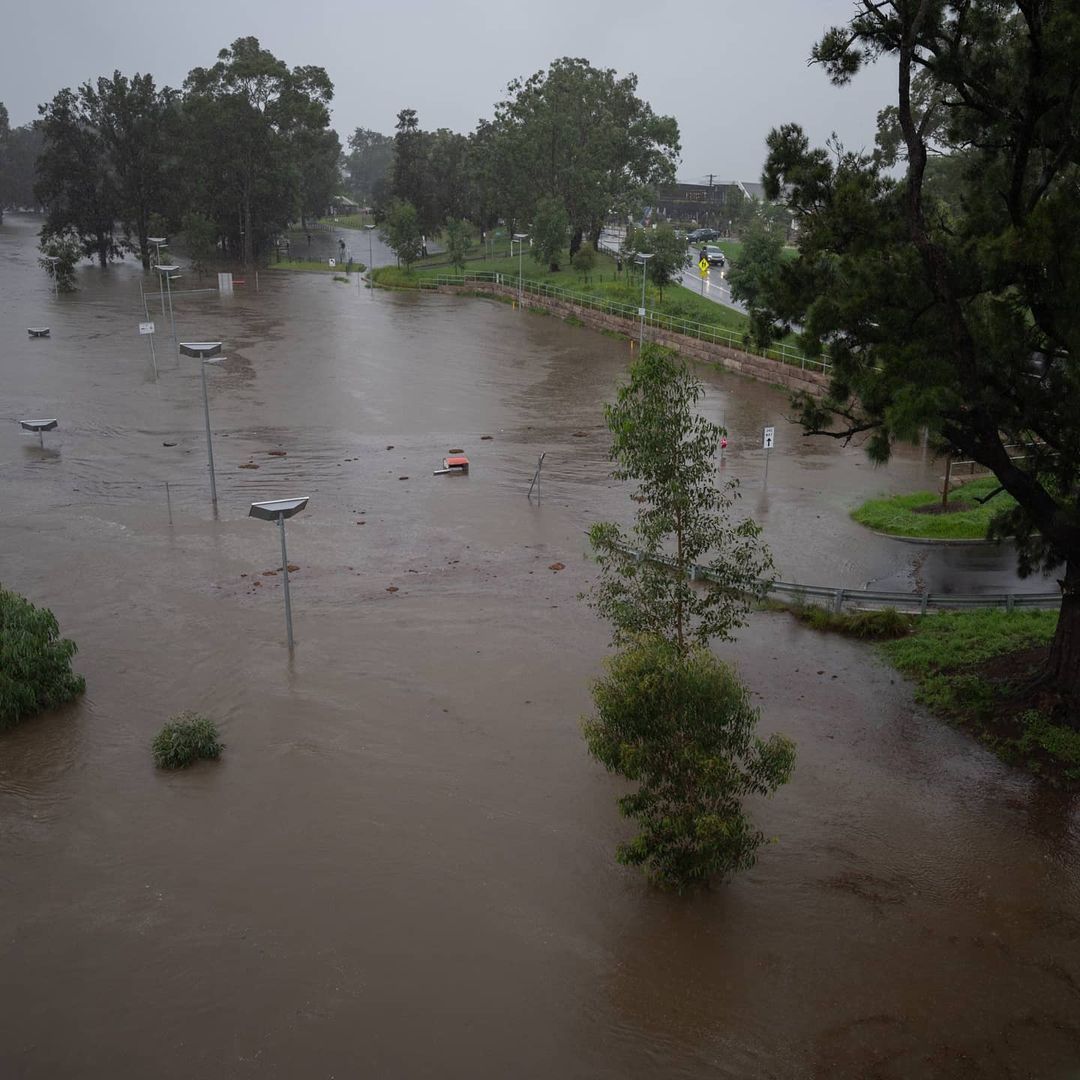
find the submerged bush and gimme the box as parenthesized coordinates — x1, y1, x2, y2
(0, 587, 86, 730)
(152, 712, 223, 769)
(789, 604, 915, 639)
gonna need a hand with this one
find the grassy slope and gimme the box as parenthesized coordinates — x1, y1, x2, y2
(880, 608, 1079, 782)
(852, 476, 1017, 540)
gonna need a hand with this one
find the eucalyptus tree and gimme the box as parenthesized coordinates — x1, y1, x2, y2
(181, 37, 335, 266)
(584, 345, 793, 890)
(490, 58, 680, 254)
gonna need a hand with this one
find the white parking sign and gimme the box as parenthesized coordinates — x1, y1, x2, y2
(762, 426, 775, 449)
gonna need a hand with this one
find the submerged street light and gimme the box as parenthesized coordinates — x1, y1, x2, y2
(511, 232, 528, 304)
(155, 263, 180, 359)
(20, 418, 58, 449)
(636, 252, 654, 349)
(43, 255, 60, 299)
(248, 497, 309, 650)
(364, 223, 376, 296)
(179, 342, 223, 506)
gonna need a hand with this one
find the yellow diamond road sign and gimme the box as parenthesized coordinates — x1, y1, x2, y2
(698, 258, 709, 275)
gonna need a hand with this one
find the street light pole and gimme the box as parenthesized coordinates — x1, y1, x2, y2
(180, 342, 223, 506)
(249, 497, 309, 651)
(365, 223, 375, 296)
(512, 232, 528, 304)
(156, 264, 180, 362)
(637, 252, 654, 349)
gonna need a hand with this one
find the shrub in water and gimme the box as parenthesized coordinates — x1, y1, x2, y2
(0, 587, 86, 730)
(152, 712, 223, 769)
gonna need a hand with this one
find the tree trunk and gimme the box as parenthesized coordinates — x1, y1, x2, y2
(1048, 560, 1080, 718)
(569, 228, 583, 258)
(243, 197, 253, 269)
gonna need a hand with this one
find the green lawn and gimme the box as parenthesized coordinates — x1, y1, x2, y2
(852, 476, 1016, 540)
(374, 247, 754, 338)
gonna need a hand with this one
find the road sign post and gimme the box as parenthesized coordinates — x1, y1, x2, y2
(762, 426, 775, 485)
(139, 321, 157, 379)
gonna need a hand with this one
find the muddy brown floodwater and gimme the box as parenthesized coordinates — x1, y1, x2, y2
(1, 214, 1078, 1078)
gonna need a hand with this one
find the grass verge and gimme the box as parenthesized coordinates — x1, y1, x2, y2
(852, 476, 1016, 540)
(269, 258, 365, 274)
(880, 609, 1078, 783)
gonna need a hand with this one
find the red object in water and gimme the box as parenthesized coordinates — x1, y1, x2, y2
(444, 454, 469, 472)
(720, 437, 728, 450)
(233, 277, 247, 286)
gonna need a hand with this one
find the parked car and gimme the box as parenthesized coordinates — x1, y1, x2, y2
(703, 245, 726, 266)
(687, 227, 721, 243)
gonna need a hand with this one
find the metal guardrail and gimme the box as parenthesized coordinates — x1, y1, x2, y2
(418, 270, 829, 374)
(610, 543, 1060, 613)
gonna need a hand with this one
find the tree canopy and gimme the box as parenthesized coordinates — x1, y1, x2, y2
(758, 0, 1080, 709)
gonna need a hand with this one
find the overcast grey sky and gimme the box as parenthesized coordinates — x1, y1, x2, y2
(1, 0, 896, 182)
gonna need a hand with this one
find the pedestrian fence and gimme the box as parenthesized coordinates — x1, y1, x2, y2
(611, 543, 1061, 613)
(415, 270, 828, 374)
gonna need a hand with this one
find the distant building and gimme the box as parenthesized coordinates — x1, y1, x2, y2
(652, 182, 747, 226)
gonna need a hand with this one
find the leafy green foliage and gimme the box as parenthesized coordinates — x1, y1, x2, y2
(181, 211, 217, 274)
(486, 58, 680, 252)
(380, 199, 423, 268)
(444, 217, 471, 273)
(572, 242, 597, 282)
(584, 637, 796, 891)
(531, 196, 569, 271)
(761, 2, 1080, 700)
(151, 711, 224, 769)
(0, 588, 85, 730)
(727, 206, 787, 348)
(38, 228, 82, 292)
(344, 127, 393, 202)
(622, 224, 687, 300)
(587, 344, 774, 654)
(852, 477, 1017, 540)
(0, 118, 45, 211)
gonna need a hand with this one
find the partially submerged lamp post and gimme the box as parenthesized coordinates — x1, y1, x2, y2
(155, 263, 180, 360)
(20, 418, 58, 449)
(248, 497, 309, 650)
(364, 223, 375, 295)
(511, 232, 528, 304)
(636, 252, 654, 349)
(179, 341, 223, 506)
(148, 237, 168, 321)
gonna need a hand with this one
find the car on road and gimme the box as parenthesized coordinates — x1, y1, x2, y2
(687, 227, 721, 243)
(702, 245, 726, 266)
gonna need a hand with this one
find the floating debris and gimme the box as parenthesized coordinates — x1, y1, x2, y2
(239, 461, 259, 470)
(549, 562, 566, 572)
(163, 441, 177, 447)
(266, 450, 287, 457)
(386, 586, 399, 593)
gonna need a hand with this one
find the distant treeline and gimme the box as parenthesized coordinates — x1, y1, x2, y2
(1, 50, 680, 268)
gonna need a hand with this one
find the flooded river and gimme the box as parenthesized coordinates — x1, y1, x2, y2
(1, 214, 1077, 1078)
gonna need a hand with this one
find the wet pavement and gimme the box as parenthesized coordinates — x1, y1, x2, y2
(1, 214, 1077, 1078)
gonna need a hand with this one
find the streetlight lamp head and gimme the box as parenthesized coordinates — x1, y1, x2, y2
(513, 232, 528, 240)
(637, 252, 654, 263)
(155, 263, 180, 273)
(20, 418, 58, 433)
(148, 236, 167, 245)
(179, 341, 223, 359)
(364, 223, 375, 231)
(249, 497, 309, 521)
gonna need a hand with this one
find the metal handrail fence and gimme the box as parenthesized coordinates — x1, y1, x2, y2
(418, 270, 830, 374)
(610, 543, 1060, 613)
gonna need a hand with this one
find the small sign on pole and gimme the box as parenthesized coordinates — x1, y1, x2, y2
(328, 257, 336, 268)
(139, 322, 158, 379)
(762, 426, 775, 485)
(139, 321, 155, 335)
(698, 258, 709, 275)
